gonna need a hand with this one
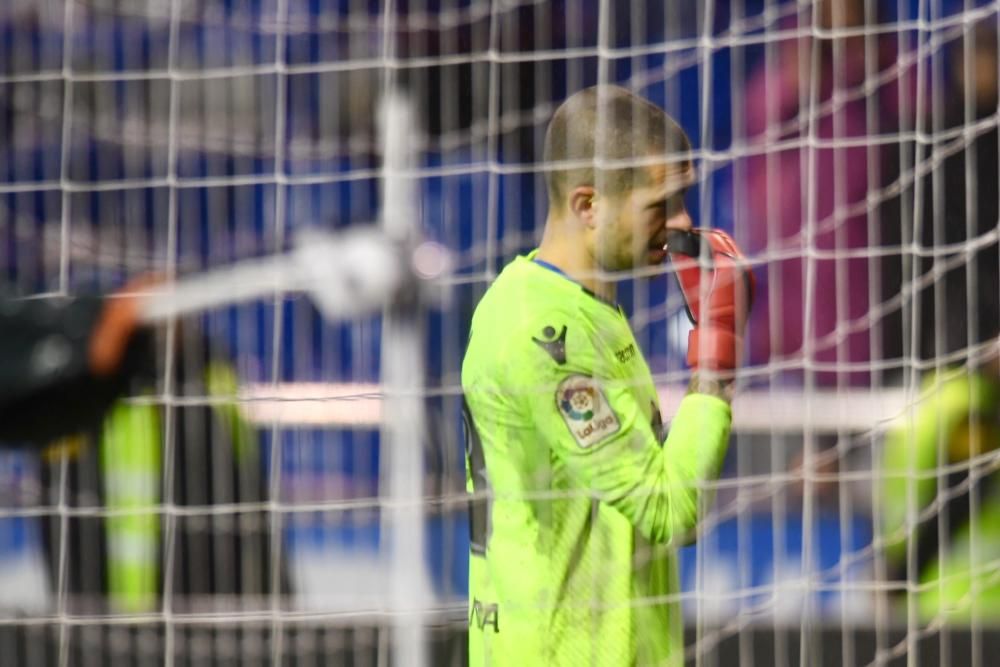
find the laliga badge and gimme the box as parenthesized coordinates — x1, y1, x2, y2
(556, 375, 620, 449)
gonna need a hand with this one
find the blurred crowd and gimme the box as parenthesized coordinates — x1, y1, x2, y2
(736, 0, 1000, 620)
(740, 0, 999, 387)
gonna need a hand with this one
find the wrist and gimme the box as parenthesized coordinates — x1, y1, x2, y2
(687, 372, 734, 404)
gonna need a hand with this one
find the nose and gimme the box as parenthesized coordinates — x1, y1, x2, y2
(666, 209, 693, 233)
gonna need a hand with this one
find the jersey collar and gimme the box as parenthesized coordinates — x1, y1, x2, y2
(526, 251, 624, 315)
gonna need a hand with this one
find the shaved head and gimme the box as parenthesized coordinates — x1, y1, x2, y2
(543, 85, 691, 207)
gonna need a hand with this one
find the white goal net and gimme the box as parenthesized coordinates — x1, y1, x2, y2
(1, 0, 999, 665)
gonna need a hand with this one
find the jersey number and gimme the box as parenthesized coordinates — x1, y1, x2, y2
(462, 397, 492, 555)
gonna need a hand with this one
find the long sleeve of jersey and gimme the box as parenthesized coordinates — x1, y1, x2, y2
(508, 318, 732, 546)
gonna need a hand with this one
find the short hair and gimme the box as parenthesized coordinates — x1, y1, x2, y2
(543, 85, 691, 205)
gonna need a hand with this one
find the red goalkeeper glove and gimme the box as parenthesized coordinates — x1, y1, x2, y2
(667, 229, 756, 372)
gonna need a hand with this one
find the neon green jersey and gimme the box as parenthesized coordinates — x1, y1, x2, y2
(462, 254, 732, 667)
(881, 370, 1000, 620)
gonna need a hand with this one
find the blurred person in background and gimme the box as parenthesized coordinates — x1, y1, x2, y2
(37, 317, 284, 622)
(911, 19, 999, 365)
(0, 276, 284, 654)
(881, 21, 1000, 622)
(741, 0, 915, 386)
(0, 281, 154, 446)
(881, 356, 1000, 621)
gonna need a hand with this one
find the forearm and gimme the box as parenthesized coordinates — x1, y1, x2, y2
(602, 393, 731, 544)
(660, 392, 732, 532)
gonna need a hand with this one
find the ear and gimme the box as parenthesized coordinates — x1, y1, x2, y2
(568, 186, 598, 228)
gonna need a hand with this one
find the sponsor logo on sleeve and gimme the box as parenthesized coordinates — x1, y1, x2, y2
(532, 325, 567, 365)
(556, 375, 620, 448)
(614, 342, 636, 364)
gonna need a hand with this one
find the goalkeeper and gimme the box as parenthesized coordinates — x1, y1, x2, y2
(462, 86, 755, 666)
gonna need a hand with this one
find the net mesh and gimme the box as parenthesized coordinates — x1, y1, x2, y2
(1, 0, 999, 665)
